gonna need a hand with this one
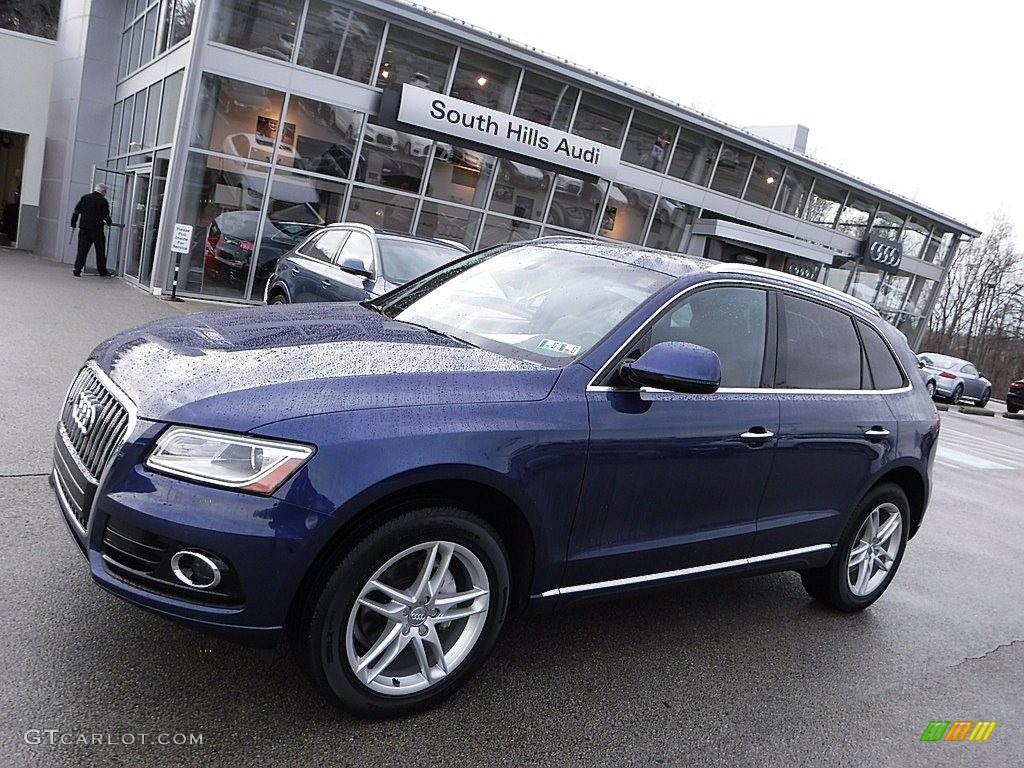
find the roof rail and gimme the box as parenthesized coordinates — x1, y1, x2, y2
(707, 262, 880, 316)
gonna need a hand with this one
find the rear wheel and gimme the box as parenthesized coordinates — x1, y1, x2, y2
(292, 507, 510, 718)
(800, 483, 909, 612)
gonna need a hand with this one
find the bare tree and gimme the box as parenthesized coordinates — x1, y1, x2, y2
(0, 0, 60, 40)
(923, 215, 1024, 397)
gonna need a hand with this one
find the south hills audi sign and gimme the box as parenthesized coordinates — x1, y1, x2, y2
(862, 234, 903, 273)
(390, 84, 621, 179)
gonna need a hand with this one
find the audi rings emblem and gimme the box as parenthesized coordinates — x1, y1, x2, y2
(71, 392, 100, 436)
(863, 236, 903, 272)
(785, 262, 819, 280)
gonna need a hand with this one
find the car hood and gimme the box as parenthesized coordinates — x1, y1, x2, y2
(90, 303, 558, 432)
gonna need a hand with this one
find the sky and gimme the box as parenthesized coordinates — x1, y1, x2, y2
(410, 0, 1023, 240)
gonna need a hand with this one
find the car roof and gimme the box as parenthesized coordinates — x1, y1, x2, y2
(920, 353, 968, 366)
(524, 236, 713, 278)
(526, 238, 880, 318)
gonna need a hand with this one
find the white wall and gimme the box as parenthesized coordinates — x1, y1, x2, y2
(0, 28, 55, 248)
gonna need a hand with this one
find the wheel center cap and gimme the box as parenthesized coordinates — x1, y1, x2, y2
(409, 607, 428, 627)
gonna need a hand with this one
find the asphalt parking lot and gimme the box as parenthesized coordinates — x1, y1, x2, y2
(1, 250, 1021, 767)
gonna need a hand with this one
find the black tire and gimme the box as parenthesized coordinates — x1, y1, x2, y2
(292, 507, 510, 718)
(268, 292, 288, 305)
(800, 483, 910, 612)
(1009, 403, 1021, 414)
(949, 384, 963, 404)
(925, 380, 936, 398)
(977, 388, 990, 408)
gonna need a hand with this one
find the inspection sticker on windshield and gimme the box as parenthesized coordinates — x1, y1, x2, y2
(538, 339, 581, 355)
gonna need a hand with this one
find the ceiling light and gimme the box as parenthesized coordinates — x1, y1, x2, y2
(476, 76, 488, 87)
(766, 175, 776, 184)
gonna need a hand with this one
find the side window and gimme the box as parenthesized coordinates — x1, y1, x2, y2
(858, 321, 906, 390)
(296, 233, 322, 257)
(779, 296, 861, 389)
(649, 287, 767, 388)
(962, 364, 978, 376)
(339, 233, 374, 272)
(305, 230, 347, 262)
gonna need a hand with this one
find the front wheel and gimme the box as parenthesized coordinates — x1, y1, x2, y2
(925, 380, 936, 398)
(950, 384, 964, 404)
(1009, 402, 1021, 414)
(977, 388, 990, 408)
(293, 508, 510, 717)
(800, 483, 909, 612)
(268, 293, 288, 305)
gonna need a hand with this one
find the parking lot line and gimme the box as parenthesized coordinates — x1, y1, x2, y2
(935, 445, 1018, 471)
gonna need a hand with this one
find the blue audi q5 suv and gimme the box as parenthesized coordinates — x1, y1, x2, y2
(52, 238, 939, 717)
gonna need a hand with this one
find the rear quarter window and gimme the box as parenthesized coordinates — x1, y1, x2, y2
(858, 321, 906, 390)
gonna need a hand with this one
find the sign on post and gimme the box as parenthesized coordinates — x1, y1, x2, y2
(170, 223, 193, 254)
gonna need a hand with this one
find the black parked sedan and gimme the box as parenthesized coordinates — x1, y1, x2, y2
(264, 224, 467, 304)
(1007, 378, 1024, 414)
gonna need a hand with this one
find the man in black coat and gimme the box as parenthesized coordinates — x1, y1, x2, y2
(70, 183, 114, 276)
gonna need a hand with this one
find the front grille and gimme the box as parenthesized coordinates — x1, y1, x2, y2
(53, 365, 132, 532)
(102, 518, 245, 606)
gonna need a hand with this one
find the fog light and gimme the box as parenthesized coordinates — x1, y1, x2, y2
(170, 550, 222, 590)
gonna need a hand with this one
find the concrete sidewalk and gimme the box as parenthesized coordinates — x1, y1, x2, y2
(0, 248, 241, 476)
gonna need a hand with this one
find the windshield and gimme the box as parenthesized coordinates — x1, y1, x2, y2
(378, 239, 464, 285)
(376, 244, 673, 365)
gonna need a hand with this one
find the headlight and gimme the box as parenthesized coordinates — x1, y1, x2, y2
(145, 427, 314, 495)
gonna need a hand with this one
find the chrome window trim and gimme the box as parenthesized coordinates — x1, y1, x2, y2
(587, 277, 912, 396)
(541, 543, 834, 597)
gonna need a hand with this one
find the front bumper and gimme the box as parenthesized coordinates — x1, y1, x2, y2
(54, 422, 337, 647)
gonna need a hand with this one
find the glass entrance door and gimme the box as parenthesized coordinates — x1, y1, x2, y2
(90, 167, 129, 272)
(124, 170, 151, 281)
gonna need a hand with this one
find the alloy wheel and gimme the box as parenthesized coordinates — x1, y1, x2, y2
(345, 541, 490, 696)
(847, 502, 903, 597)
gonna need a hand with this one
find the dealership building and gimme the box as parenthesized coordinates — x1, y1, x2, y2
(20, 0, 978, 348)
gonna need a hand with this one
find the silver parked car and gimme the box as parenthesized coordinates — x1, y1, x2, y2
(916, 352, 992, 406)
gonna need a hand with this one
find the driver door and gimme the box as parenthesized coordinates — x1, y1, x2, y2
(564, 285, 780, 588)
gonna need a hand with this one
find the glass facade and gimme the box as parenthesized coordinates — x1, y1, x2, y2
(116, 0, 969, 337)
(120, 0, 195, 79)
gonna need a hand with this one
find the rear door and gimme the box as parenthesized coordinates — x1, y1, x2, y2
(753, 294, 900, 556)
(324, 230, 377, 301)
(290, 229, 348, 302)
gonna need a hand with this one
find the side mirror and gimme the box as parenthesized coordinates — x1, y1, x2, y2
(622, 342, 721, 394)
(917, 359, 925, 369)
(339, 258, 373, 279)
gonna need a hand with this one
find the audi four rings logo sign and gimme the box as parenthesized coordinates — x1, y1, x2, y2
(71, 392, 99, 436)
(863, 235, 903, 273)
(784, 259, 821, 281)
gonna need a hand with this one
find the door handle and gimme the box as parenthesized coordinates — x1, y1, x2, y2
(321, 279, 332, 288)
(864, 427, 890, 439)
(739, 427, 775, 441)
(291, 267, 300, 274)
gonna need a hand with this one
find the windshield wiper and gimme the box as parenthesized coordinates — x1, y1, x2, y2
(398, 319, 479, 349)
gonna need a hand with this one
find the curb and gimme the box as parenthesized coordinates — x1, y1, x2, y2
(1002, 412, 1024, 421)
(958, 406, 995, 417)
(935, 403, 949, 412)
